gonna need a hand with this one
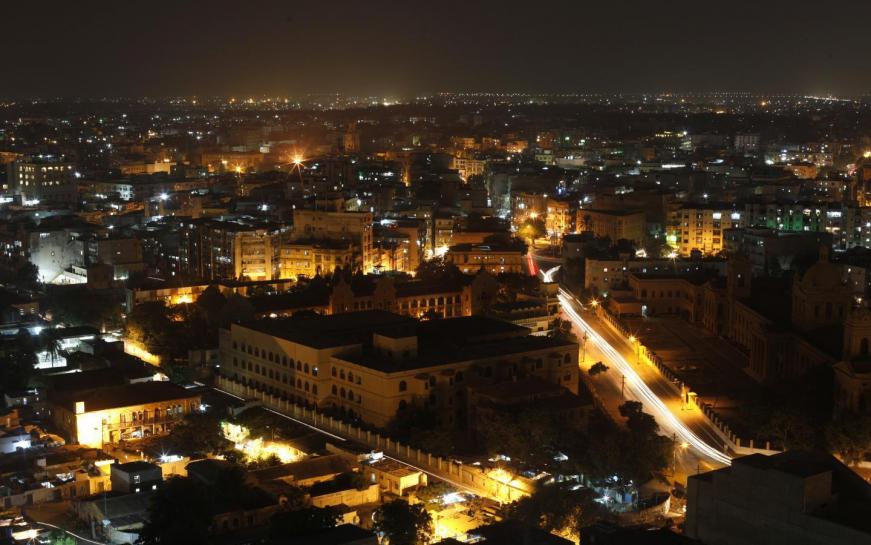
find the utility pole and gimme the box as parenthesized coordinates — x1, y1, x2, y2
(621, 374, 625, 399)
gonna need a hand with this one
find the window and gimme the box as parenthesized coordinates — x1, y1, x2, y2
(332, 366, 337, 377)
(312, 385, 318, 395)
(304, 363, 309, 374)
(347, 371, 354, 382)
(399, 381, 407, 392)
(332, 385, 337, 395)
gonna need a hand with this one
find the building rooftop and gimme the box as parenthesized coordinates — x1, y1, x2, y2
(239, 311, 414, 349)
(50, 381, 198, 413)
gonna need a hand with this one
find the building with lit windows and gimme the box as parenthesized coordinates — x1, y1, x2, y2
(445, 242, 525, 274)
(185, 218, 283, 281)
(279, 239, 356, 279)
(291, 210, 374, 273)
(669, 205, 742, 256)
(7, 156, 77, 203)
(49, 382, 201, 448)
(218, 311, 579, 427)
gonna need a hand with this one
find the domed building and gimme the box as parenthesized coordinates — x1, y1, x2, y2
(834, 306, 871, 415)
(791, 247, 853, 333)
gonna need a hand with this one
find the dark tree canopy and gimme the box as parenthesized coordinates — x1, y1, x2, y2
(373, 499, 433, 545)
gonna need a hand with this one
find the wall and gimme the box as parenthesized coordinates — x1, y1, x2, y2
(215, 376, 532, 503)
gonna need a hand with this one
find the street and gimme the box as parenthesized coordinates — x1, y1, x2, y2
(538, 264, 732, 483)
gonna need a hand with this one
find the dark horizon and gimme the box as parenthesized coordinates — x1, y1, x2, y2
(6, 0, 871, 99)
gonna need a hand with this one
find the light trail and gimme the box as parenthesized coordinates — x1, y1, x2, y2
(540, 266, 732, 466)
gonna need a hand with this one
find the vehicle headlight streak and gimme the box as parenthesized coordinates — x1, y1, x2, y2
(545, 267, 732, 466)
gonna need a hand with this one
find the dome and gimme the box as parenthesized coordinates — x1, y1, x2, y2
(800, 260, 844, 291)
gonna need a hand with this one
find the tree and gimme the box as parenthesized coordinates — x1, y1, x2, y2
(519, 218, 546, 242)
(826, 416, 871, 466)
(765, 409, 815, 450)
(268, 507, 340, 540)
(0, 256, 39, 289)
(549, 317, 577, 342)
(168, 412, 228, 455)
(219, 293, 255, 326)
(45, 286, 122, 328)
(480, 406, 568, 470)
(126, 301, 175, 357)
(414, 480, 456, 506)
(415, 257, 461, 283)
(49, 530, 76, 545)
(196, 285, 227, 320)
(373, 499, 433, 545)
(138, 477, 213, 545)
(501, 483, 607, 538)
(589, 362, 609, 376)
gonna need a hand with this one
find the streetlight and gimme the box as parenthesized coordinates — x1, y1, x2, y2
(628, 335, 640, 364)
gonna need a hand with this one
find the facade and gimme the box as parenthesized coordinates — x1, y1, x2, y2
(186, 219, 282, 281)
(8, 157, 77, 203)
(50, 382, 201, 448)
(576, 208, 646, 244)
(686, 451, 871, 545)
(669, 206, 743, 256)
(292, 210, 374, 273)
(585, 256, 727, 294)
(218, 311, 579, 428)
(279, 239, 355, 279)
(445, 243, 524, 274)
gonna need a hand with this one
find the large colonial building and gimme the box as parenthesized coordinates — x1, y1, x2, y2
(218, 311, 579, 427)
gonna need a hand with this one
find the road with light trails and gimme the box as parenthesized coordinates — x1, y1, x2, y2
(539, 264, 733, 468)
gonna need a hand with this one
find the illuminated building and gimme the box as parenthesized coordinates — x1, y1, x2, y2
(218, 311, 579, 428)
(279, 239, 355, 279)
(451, 155, 487, 179)
(185, 218, 282, 281)
(328, 272, 499, 318)
(292, 210, 374, 273)
(545, 198, 572, 238)
(577, 208, 646, 245)
(445, 242, 525, 274)
(669, 205, 741, 256)
(50, 382, 201, 448)
(7, 156, 77, 203)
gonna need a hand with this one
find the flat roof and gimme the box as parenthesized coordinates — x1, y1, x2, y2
(51, 381, 199, 413)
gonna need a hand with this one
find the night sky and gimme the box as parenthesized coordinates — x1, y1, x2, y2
(5, 0, 871, 98)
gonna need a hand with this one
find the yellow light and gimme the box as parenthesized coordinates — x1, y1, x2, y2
(629, 336, 636, 343)
(292, 155, 304, 165)
(590, 299, 599, 307)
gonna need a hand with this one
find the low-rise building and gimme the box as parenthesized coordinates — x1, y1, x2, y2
(445, 242, 525, 275)
(686, 450, 871, 545)
(49, 382, 202, 448)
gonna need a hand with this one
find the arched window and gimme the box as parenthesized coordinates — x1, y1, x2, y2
(296, 361, 302, 371)
(296, 379, 302, 389)
(304, 363, 309, 374)
(340, 388, 346, 399)
(332, 366, 337, 377)
(304, 382, 310, 392)
(348, 371, 354, 382)
(340, 370, 346, 380)
(331, 385, 337, 395)
(564, 354, 571, 364)
(399, 381, 407, 392)
(312, 385, 318, 395)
